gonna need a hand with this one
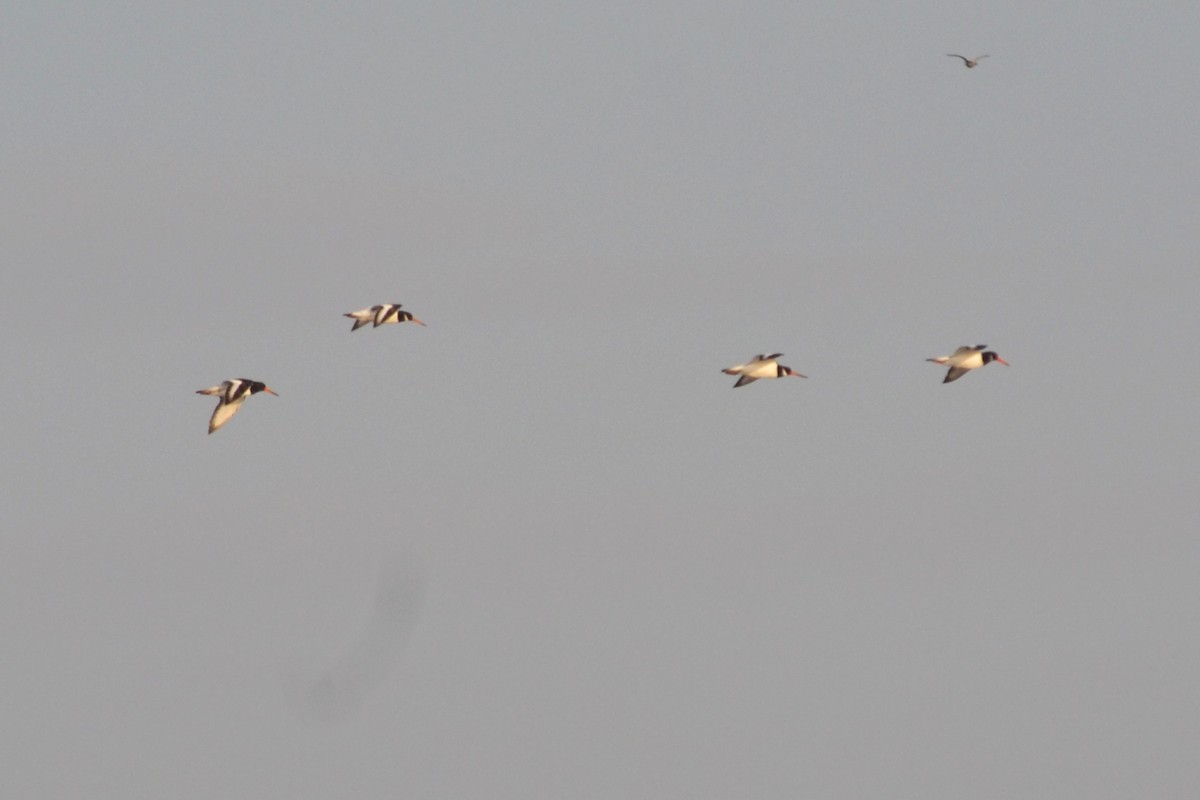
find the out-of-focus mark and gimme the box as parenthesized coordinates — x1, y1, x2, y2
(291, 561, 426, 725)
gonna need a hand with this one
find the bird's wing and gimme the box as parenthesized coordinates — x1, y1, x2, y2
(227, 380, 253, 403)
(208, 398, 245, 433)
(943, 366, 970, 384)
(371, 305, 389, 326)
(733, 375, 758, 388)
(947, 54, 968, 61)
(345, 309, 373, 330)
(952, 345, 983, 356)
(196, 383, 225, 396)
(974, 55, 989, 60)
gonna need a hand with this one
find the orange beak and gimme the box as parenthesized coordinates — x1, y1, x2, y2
(995, 357, 1010, 367)
(411, 317, 428, 327)
(264, 387, 279, 396)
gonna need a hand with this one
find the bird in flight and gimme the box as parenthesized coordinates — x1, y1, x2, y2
(926, 345, 1008, 384)
(947, 54, 989, 68)
(722, 353, 807, 388)
(196, 378, 279, 434)
(344, 303, 427, 332)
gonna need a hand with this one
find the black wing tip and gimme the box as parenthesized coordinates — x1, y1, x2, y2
(943, 368, 967, 384)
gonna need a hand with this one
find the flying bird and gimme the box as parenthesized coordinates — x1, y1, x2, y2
(926, 345, 1008, 384)
(722, 353, 807, 388)
(344, 303, 426, 331)
(947, 54, 989, 68)
(196, 378, 278, 434)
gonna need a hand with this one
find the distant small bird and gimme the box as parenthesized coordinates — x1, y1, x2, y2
(947, 54, 989, 68)
(196, 378, 278, 434)
(344, 304, 426, 331)
(722, 353, 807, 388)
(926, 345, 1008, 384)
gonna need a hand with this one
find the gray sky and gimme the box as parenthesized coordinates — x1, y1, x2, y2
(3, 2, 1199, 797)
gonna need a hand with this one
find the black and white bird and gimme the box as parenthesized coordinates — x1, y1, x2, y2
(722, 354, 807, 388)
(947, 54, 989, 68)
(926, 345, 1009, 384)
(196, 379, 278, 434)
(344, 303, 426, 332)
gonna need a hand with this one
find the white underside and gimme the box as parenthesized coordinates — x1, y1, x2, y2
(728, 360, 781, 379)
(947, 351, 984, 369)
(931, 349, 985, 369)
(209, 397, 247, 432)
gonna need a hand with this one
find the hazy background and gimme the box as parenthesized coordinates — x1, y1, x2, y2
(3, 2, 1198, 797)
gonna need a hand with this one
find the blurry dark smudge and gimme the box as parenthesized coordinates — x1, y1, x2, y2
(289, 560, 426, 725)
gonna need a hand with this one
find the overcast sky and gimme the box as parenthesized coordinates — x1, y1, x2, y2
(3, 2, 1199, 797)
